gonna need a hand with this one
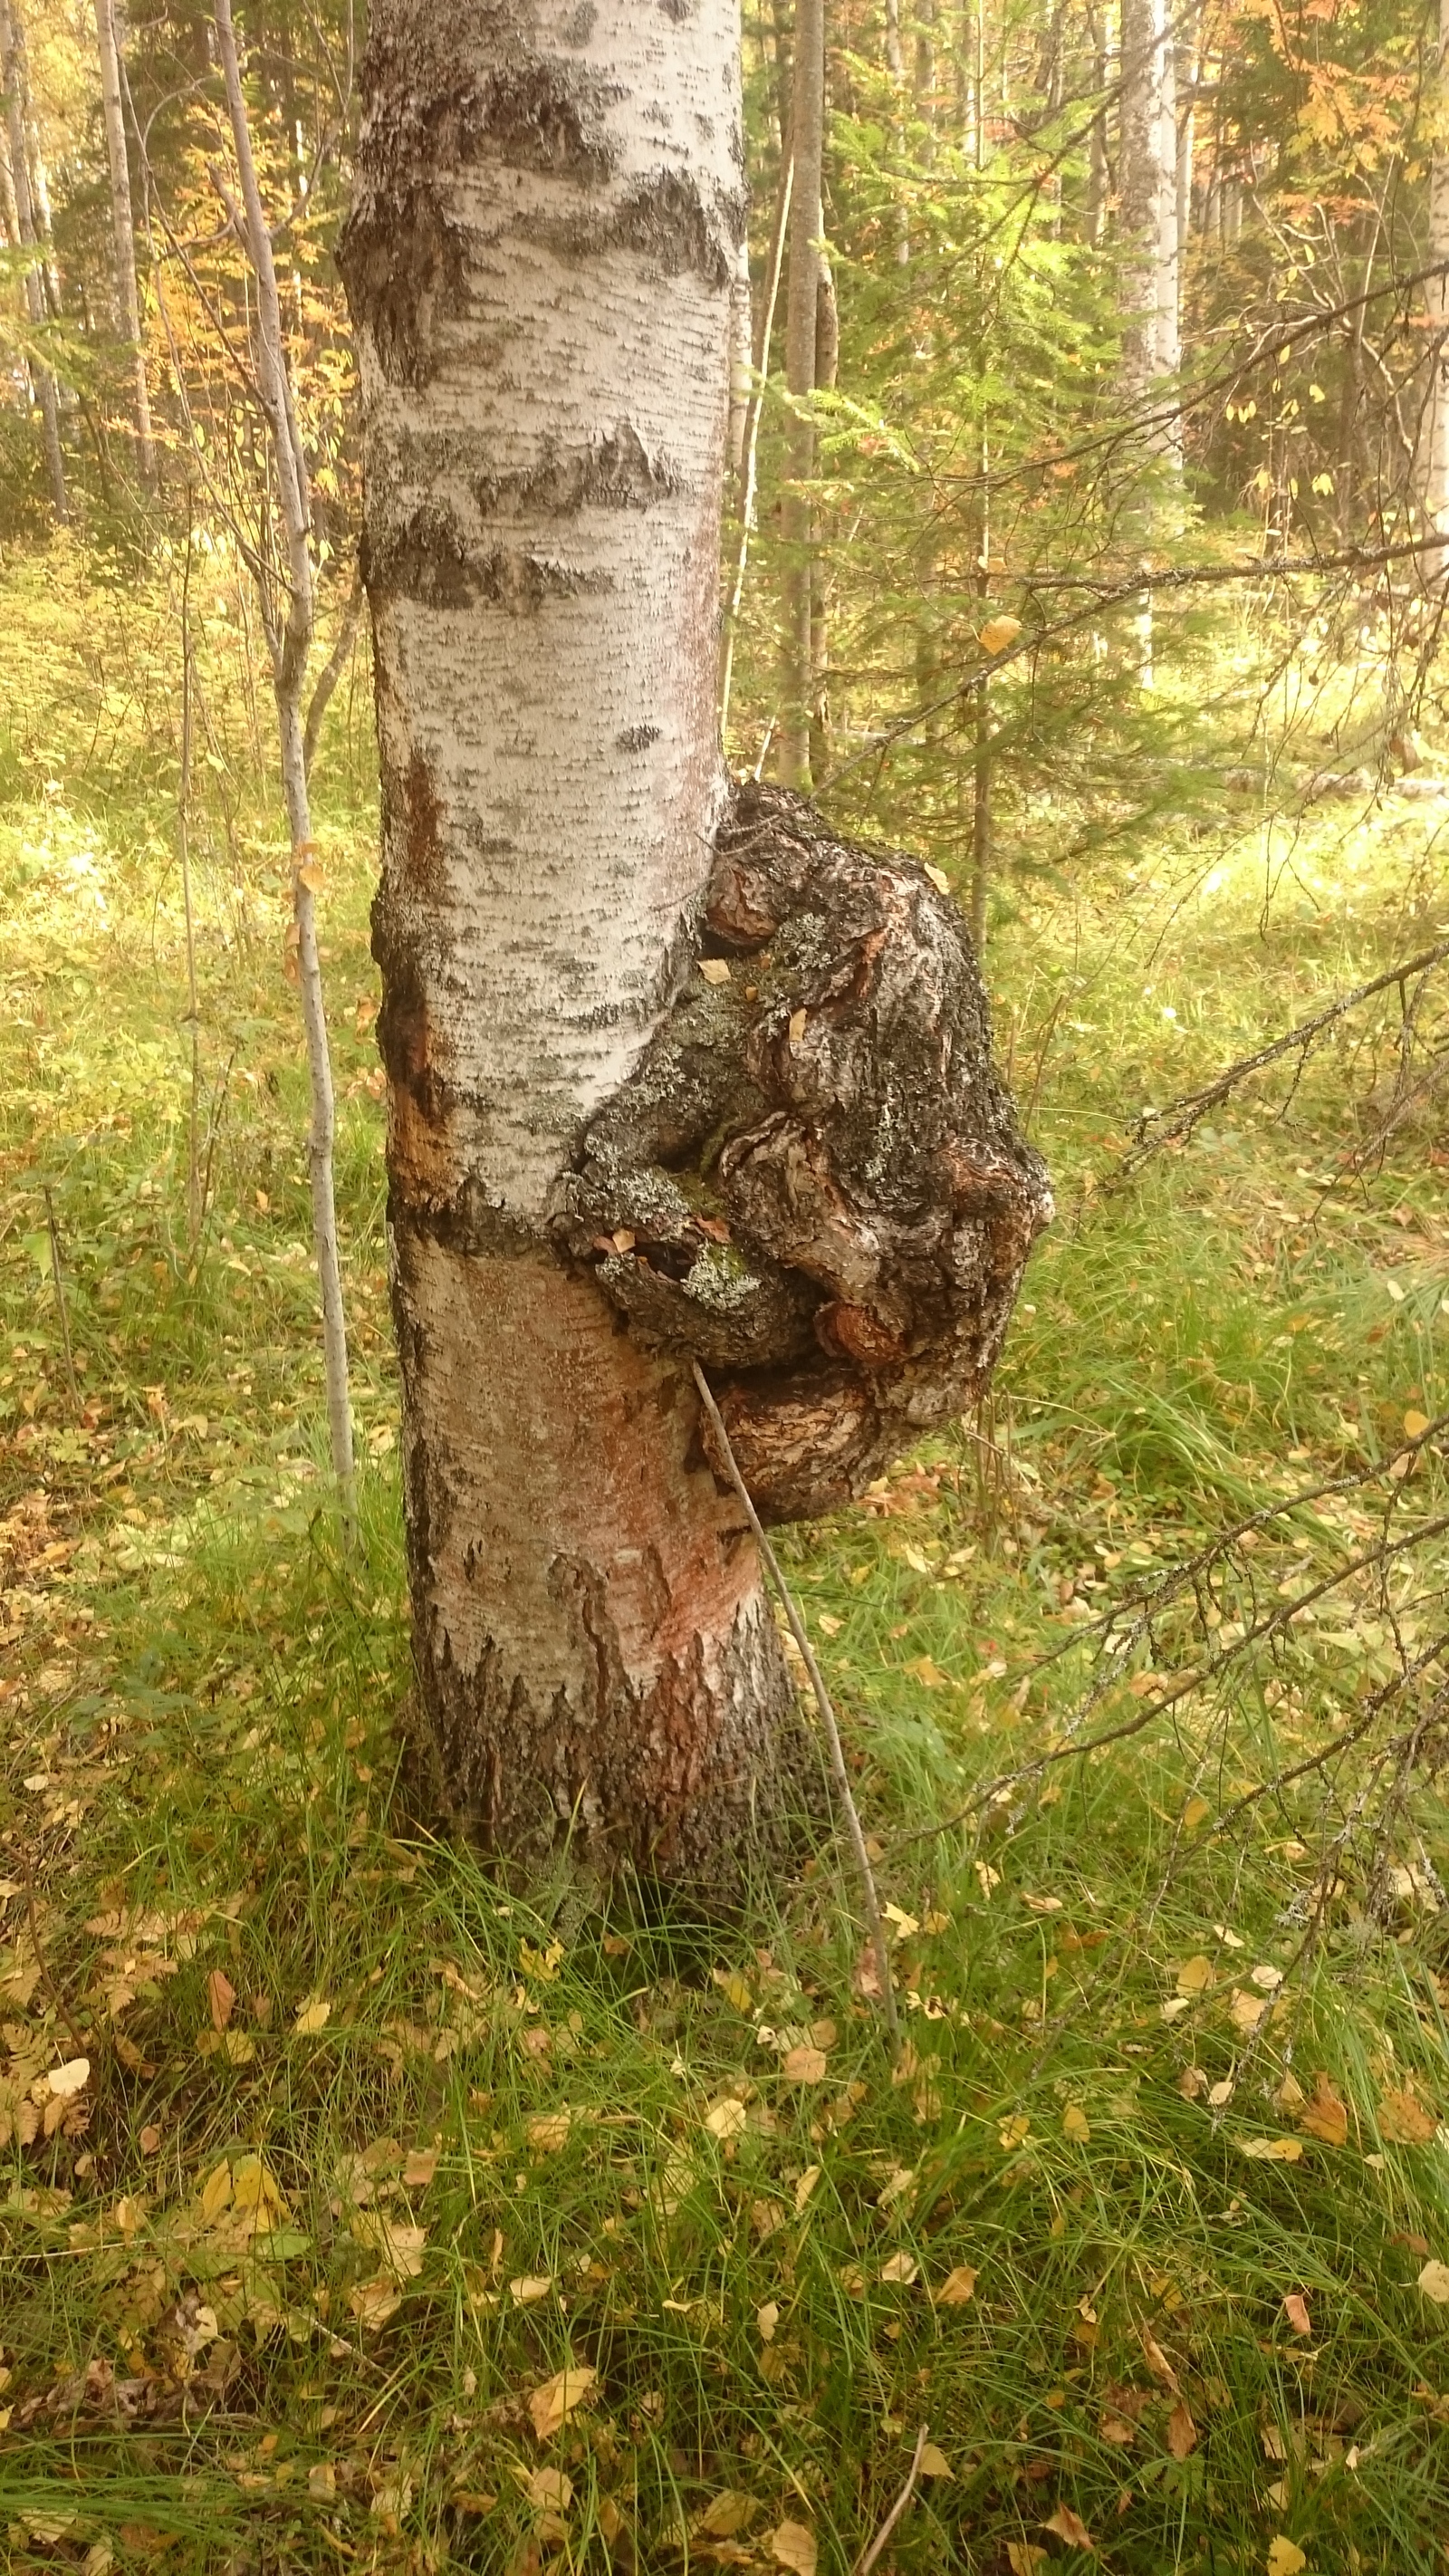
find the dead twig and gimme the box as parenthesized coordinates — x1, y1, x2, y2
(852, 2425, 931, 2576)
(1115, 936, 1449, 1177)
(690, 1359, 900, 2046)
(43, 1186, 80, 1412)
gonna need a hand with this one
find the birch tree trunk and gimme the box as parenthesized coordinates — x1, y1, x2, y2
(1118, 0, 1179, 677)
(1119, 0, 1179, 414)
(778, 0, 824, 789)
(0, 0, 67, 520)
(92, 0, 156, 488)
(1424, 0, 1449, 563)
(340, 0, 810, 1891)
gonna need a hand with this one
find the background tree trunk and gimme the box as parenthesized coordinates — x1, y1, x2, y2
(341, 0, 805, 1895)
(215, 0, 356, 1539)
(1425, 0, 1449, 561)
(779, 0, 824, 789)
(1119, 0, 1179, 418)
(0, 0, 68, 521)
(92, 0, 156, 489)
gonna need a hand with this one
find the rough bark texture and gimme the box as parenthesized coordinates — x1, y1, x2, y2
(1425, 0, 1449, 557)
(778, 0, 823, 788)
(341, 0, 817, 1900)
(553, 782, 1052, 1523)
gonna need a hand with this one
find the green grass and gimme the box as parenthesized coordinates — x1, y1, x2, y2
(8, 576, 1449, 2572)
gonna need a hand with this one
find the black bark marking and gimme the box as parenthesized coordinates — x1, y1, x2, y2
(368, 505, 606, 611)
(551, 783, 1053, 1523)
(544, 168, 746, 286)
(336, 188, 467, 389)
(473, 421, 680, 521)
(618, 723, 662, 752)
(340, 44, 619, 381)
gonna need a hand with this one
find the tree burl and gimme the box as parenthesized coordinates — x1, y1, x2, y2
(553, 782, 1052, 1522)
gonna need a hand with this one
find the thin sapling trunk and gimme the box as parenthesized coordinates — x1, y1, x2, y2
(214, 0, 356, 1540)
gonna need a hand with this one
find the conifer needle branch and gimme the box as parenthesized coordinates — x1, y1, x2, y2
(852, 2425, 930, 2576)
(690, 1359, 900, 2047)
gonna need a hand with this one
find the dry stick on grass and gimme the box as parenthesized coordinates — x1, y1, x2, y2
(852, 2425, 931, 2576)
(43, 1187, 79, 1412)
(1115, 935, 1449, 1177)
(893, 1415, 1449, 1849)
(690, 1359, 900, 2047)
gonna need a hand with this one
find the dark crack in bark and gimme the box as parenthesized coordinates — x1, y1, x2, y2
(551, 782, 1053, 1522)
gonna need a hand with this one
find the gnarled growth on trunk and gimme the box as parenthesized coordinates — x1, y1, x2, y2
(553, 783, 1051, 1523)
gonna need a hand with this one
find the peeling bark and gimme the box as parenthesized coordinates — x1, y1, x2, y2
(553, 783, 1052, 1522)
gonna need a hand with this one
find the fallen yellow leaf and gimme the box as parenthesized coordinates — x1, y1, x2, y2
(782, 2044, 829, 2084)
(45, 2058, 90, 2099)
(1176, 1955, 1213, 1997)
(525, 2465, 572, 2512)
(509, 2276, 553, 2305)
(1418, 2259, 1449, 2303)
(695, 2494, 762, 2538)
(1241, 2137, 1304, 2163)
(794, 2165, 821, 2214)
(705, 2097, 748, 2139)
(1041, 2504, 1093, 2550)
(403, 2148, 438, 2187)
(1062, 2104, 1090, 2143)
(936, 2265, 978, 2304)
(293, 1997, 331, 2034)
(765, 2521, 817, 2575)
(526, 2111, 573, 2152)
(528, 2362, 597, 2441)
(757, 2302, 780, 2343)
(979, 613, 1022, 655)
(1296, 2071, 1348, 2148)
(918, 2440, 952, 2478)
(1166, 2399, 1197, 2458)
(1006, 2548, 1048, 2576)
(1378, 2086, 1437, 2145)
(1266, 2542, 1306, 2576)
(879, 2252, 918, 2284)
(349, 2278, 402, 2327)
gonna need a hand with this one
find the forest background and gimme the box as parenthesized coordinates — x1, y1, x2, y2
(7, 0, 1449, 2571)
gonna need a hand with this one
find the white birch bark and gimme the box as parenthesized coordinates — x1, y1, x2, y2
(1119, 0, 1179, 409)
(93, 0, 156, 487)
(341, 0, 802, 1887)
(0, 0, 66, 519)
(778, 0, 823, 788)
(214, 0, 356, 1537)
(1425, 0, 1449, 562)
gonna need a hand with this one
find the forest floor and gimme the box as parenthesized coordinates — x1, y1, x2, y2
(5, 562, 1449, 2572)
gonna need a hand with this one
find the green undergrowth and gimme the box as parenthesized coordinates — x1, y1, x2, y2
(7, 601, 1449, 2571)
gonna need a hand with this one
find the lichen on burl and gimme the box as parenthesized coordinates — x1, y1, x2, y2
(551, 782, 1052, 1523)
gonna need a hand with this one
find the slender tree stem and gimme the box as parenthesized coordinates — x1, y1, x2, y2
(720, 153, 792, 742)
(691, 1360, 900, 2046)
(178, 523, 202, 1245)
(214, 0, 356, 1546)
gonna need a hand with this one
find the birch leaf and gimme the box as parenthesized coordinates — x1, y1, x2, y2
(527, 2362, 597, 2441)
